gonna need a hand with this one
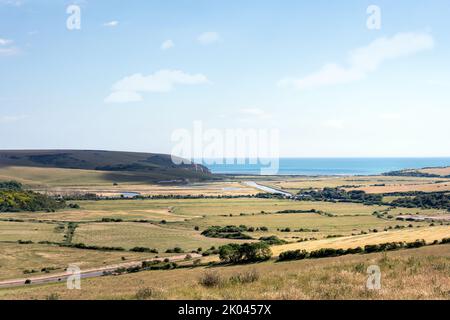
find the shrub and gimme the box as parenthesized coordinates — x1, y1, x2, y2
(17, 240, 33, 244)
(130, 247, 158, 253)
(278, 249, 308, 261)
(201, 226, 253, 240)
(364, 244, 381, 253)
(405, 239, 426, 248)
(199, 271, 222, 287)
(101, 217, 123, 223)
(135, 287, 163, 300)
(309, 248, 345, 258)
(0, 188, 66, 212)
(219, 242, 272, 264)
(229, 269, 259, 284)
(345, 247, 363, 254)
(165, 247, 184, 253)
(259, 235, 287, 245)
(0, 180, 23, 190)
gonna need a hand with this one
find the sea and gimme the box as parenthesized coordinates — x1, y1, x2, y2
(202, 158, 450, 176)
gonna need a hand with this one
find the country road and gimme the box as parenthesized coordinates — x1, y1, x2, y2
(0, 253, 201, 289)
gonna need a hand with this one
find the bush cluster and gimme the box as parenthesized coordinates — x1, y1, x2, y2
(277, 238, 436, 262)
(201, 225, 253, 240)
(219, 242, 272, 264)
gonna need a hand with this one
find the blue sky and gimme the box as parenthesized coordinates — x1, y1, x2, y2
(1, 0, 450, 157)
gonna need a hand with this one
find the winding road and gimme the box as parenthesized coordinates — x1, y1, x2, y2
(0, 253, 201, 289)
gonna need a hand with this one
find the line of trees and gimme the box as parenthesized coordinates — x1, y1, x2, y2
(277, 239, 439, 262)
(297, 188, 383, 205)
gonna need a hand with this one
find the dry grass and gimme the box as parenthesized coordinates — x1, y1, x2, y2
(1, 244, 448, 300)
(0, 242, 156, 280)
(272, 226, 450, 256)
(0, 221, 64, 243)
(72, 222, 249, 252)
(0, 166, 256, 196)
(419, 167, 450, 176)
(260, 176, 444, 194)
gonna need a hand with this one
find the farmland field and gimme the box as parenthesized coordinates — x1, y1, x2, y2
(71, 222, 250, 252)
(419, 167, 450, 176)
(0, 221, 65, 243)
(271, 225, 450, 255)
(0, 170, 449, 300)
(260, 176, 450, 194)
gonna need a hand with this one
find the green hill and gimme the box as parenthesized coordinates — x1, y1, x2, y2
(0, 150, 217, 184)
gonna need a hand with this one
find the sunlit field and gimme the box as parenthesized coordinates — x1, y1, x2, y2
(1, 244, 448, 300)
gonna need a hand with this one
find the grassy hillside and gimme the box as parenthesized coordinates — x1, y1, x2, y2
(0, 150, 218, 184)
(1, 244, 448, 300)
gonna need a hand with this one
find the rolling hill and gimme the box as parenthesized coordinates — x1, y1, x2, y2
(0, 150, 217, 184)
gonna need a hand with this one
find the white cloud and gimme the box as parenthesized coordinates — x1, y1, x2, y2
(0, 38, 19, 56)
(105, 69, 209, 103)
(0, 38, 12, 45)
(0, 115, 26, 123)
(161, 39, 174, 50)
(278, 32, 434, 90)
(197, 32, 220, 45)
(103, 21, 119, 27)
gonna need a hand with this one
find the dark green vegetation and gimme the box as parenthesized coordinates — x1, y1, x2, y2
(297, 187, 450, 212)
(277, 238, 443, 262)
(0, 181, 65, 212)
(383, 169, 450, 178)
(219, 242, 272, 263)
(391, 193, 450, 211)
(0, 150, 217, 183)
(258, 236, 287, 245)
(0, 181, 23, 191)
(201, 226, 254, 240)
(297, 188, 383, 204)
